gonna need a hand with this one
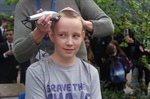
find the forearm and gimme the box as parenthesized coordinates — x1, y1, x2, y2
(13, 34, 39, 63)
(83, 18, 114, 37)
(32, 28, 47, 45)
(91, 18, 114, 37)
(79, 0, 114, 37)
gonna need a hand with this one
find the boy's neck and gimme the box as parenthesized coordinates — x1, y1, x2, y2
(50, 55, 77, 66)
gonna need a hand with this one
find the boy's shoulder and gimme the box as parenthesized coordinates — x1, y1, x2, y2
(28, 57, 49, 71)
(79, 58, 94, 66)
(79, 58, 98, 72)
(27, 60, 42, 72)
(28, 57, 98, 72)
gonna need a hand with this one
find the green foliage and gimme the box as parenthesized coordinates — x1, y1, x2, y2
(95, 0, 150, 67)
(100, 81, 129, 99)
(5, 0, 19, 5)
(101, 81, 150, 99)
(141, 55, 150, 70)
(95, 0, 150, 48)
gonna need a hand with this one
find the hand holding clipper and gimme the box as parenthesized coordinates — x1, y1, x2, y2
(26, 11, 60, 21)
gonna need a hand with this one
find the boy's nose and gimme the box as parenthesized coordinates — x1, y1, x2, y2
(66, 37, 73, 46)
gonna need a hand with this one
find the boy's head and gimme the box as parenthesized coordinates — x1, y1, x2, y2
(106, 43, 117, 56)
(5, 29, 14, 43)
(51, 9, 83, 31)
(48, 9, 85, 59)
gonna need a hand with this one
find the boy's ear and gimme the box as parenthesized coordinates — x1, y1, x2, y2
(82, 31, 85, 40)
(47, 30, 54, 42)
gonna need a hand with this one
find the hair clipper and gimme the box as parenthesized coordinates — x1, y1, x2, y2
(26, 11, 60, 21)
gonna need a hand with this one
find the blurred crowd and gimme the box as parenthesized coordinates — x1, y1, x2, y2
(0, 17, 29, 85)
(84, 17, 150, 93)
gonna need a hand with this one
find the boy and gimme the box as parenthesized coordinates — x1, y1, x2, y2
(25, 9, 101, 99)
(0, 29, 19, 83)
(0, 18, 11, 43)
(100, 43, 126, 91)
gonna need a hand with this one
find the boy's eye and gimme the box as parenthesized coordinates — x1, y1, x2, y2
(73, 34, 80, 38)
(59, 34, 65, 37)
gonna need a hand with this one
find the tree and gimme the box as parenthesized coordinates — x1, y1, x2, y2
(95, 0, 150, 49)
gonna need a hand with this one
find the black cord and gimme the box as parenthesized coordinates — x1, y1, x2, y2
(21, 20, 33, 30)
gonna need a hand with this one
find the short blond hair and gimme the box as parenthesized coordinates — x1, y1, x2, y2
(51, 9, 83, 31)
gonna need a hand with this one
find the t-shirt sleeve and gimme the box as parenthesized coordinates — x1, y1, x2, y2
(90, 69, 102, 99)
(25, 67, 46, 99)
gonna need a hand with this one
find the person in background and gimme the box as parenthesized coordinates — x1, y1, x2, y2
(0, 29, 19, 83)
(114, 17, 135, 60)
(13, 0, 114, 64)
(132, 40, 150, 88)
(100, 43, 126, 91)
(25, 9, 101, 99)
(0, 18, 10, 43)
(110, 40, 131, 82)
(84, 34, 96, 66)
(110, 40, 127, 57)
(19, 60, 30, 84)
(90, 36, 112, 67)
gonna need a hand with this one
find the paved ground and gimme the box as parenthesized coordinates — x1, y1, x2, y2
(1, 98, 18, 99)
(0, 71, 21, 99)
(125, 70, 150, 95)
